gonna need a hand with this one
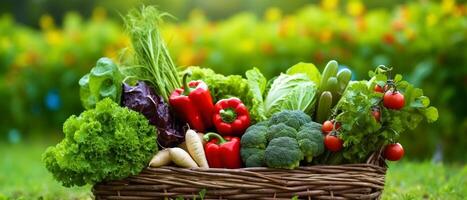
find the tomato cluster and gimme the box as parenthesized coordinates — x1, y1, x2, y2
(373, 80, 405, 161)
(320, 76, 407, 161)
(321, 120, 344, 152)
(374, 83, 405, 110)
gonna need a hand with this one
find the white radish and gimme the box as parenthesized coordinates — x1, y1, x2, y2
(178, 132, 205, 152)
(169, 147, 198, 168)
(149, 149, 171, 167)
(185, 129, 209, 168)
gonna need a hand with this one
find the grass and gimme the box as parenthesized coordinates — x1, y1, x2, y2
(383, 161, 466, 200)
(0, 142, 91, 200)
(0, 142, 465, 200)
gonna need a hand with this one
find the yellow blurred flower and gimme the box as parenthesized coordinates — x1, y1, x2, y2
(404, 28, 416, 40)
(279, 17, 297, 38)
(347, 0, 365, 17)
(92, 7, 107, 22)
(178, 48, 196, 66)
(13, 51, 38, 67)
(39, 14, 55, 30)
(104, 46, 118, 60)
(0, 37, 11, 49)
(442, 0, 455, 14)
(356, 17, 367, 32)
(453, 5, 464, 17)
(426, 13, 438, 27)
(117, 35, 131, 48)
(189, 9, 206, 21)
(45, 30, 63, 45)
(321, 0, 339, 10)
(265, 7, 282, 22)
(319, 29, 333, 43)
(401, 6, 411, 22)
(238, 39, 255, 54)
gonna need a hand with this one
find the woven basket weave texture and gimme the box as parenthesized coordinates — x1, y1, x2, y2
(94, 152, 387, 200)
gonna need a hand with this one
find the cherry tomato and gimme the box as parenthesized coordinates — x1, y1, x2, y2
(374, 85, 384, 93)
(372, 109, 381, 122)
(383, 90, 405, 110)
(322, 120, 334, 133)
(375, 84, 390, 93)
(329, 120, 341, 130)
(334, 122, 341, 130)
(383, 143, 405, 161)
(324, 135, 343, 152)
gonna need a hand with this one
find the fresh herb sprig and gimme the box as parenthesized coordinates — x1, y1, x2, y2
(123, 6, 181, 101)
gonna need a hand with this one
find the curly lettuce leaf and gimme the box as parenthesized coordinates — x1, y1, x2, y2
(246, 68, 268, 121)
(334, 81, 384, 163)
(43, 98, 157, 187)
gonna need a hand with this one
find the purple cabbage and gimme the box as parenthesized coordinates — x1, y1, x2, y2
(122, 81, 185, 147)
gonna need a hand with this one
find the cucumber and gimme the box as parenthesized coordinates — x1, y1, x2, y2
(325, 77, 339, 96)
(316, 91, 333, 123)
(326, 77, 339, 106)
(319, 60, 338, 93)
(337, 68, 352, 92)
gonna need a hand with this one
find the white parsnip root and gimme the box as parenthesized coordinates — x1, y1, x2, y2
(178, 132, 205, 151)
(185, 129, 209, 168)
(149, 149, 171, 167)
(169, 147, 198, 168)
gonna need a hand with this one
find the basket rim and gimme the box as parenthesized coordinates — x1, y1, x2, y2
(142, 162, 386, 173)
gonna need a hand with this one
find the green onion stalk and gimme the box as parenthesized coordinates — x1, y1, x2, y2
(123, 6, 181, 101)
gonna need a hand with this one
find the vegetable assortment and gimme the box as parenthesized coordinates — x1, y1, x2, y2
(43, 6, 439, 188)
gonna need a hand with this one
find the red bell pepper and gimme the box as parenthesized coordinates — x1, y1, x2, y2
(203, 132, 241, 169)
(169, 72, 214, 132)
(212, 97, 250, 136)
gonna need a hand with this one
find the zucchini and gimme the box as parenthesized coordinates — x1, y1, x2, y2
(325, 77, 339, 96)
(337, 68, 352, 92)
(326, 77, 339, 106)
(319, 60, 338, 93)
(316, 91, 333, 123)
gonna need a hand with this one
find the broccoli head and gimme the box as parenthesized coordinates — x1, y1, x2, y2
(241, 147, 265, 167)
(240, 110, 324, 169)
(297, 122, 325, 162)
(266, 123, 298, 142)
(265, 137, 304, 169)
(268, 110, 311, 129)
(241, 122, 268, 149)
(241, 122, 268, 167)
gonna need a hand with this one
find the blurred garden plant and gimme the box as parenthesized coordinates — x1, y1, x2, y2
(0, 8, 128, 136)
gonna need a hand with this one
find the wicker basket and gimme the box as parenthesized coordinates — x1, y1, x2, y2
(93, 151, 387, 200)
